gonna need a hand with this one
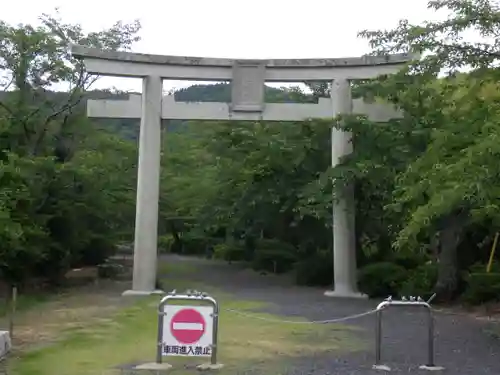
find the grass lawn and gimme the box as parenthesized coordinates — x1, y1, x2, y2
(8, 260, 367, 375)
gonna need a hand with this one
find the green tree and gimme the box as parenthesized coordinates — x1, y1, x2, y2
(354, 0, 500, 299)
(0, 11, 140, 157)
(0, 11, 141, 286)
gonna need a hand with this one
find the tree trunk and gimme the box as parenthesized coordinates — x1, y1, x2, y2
(430, 232, 440, 262)
(434, 213, 467, 302)
(169, 222, 183, 254)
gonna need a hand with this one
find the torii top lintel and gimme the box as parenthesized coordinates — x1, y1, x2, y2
(71, 45, 414, 82)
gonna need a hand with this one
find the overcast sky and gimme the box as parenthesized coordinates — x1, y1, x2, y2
(2, 0, 444, 93)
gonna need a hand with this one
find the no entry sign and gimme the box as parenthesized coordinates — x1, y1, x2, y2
(161, 304, 214, 357)
(170, 308, 206, 344)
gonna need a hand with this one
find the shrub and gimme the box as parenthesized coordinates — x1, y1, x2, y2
(79, 236, 116, 267)
(391, 251, 428, 270)
(158, 234, 174, 253)
(213, 242, 246, 263)
(182, 232, 208, 255)
(468, 261, 500, 274)
(155, 277, 164, 290)
(399, 262, 438, 300)
(97, 260, 124, 279)
(251, 239, 297, 274)
(203, 237, 223, 259)
(294, 249, 333, 286)
(358, 262, 407, 298)
(462, 263, 500, 305)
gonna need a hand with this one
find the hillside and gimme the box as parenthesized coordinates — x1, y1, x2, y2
(174, 83, 310, 103)
(0, 83, 311, 141)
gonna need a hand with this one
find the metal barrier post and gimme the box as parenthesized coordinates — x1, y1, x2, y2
(373, 295, 443, 371)
(211, 294, 220, 365)
(375, 308, 382, 365)
(427, 304, 434, 367)
(156, 290, 221, 369)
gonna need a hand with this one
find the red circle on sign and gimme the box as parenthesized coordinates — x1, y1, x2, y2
(170, 308, 206, 344)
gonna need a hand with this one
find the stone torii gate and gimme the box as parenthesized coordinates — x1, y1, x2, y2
(72, 45, 409, 297)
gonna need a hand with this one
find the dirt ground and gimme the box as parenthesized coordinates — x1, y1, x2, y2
(1, 279, 132, 352)
(6, 255, 500, 374)
(160, 255, 500, 374)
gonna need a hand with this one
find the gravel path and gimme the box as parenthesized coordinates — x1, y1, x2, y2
(162, 255, 500, 374)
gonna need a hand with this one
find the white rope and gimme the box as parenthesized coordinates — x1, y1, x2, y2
(222, 307, 379, 324)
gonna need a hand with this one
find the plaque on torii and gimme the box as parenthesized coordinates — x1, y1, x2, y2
(230, 60, 266, 119)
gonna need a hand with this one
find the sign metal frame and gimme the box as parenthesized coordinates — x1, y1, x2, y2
(156, 291, 220, 366)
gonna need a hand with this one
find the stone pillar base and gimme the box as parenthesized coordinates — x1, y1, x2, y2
(134, 362, 172, 371)
(122, 289, 165, 297)
(324, 290, 367, 299)
(197, 363, 224, 371)
(0, 331, 11, 359)
(372, 364, 391, 371)
(419, 365, 445, 371)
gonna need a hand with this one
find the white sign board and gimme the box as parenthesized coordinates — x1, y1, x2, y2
(161, 305, 214, 357)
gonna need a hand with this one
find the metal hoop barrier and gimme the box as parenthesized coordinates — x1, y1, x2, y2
(374, 294, 444, 372)
(156, 290, 222, 370)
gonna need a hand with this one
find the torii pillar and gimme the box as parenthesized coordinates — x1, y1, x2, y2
(325, 78, 357, 297)
(133, 75, 163, 294)
(72, 45, 409, 297)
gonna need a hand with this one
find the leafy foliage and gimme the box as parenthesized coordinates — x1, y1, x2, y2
(0, 11, 140, 287)
(2, 1, 500, 306)
(462, 272, 500, 305)
(294, 250, 333, 287)
(355, 0, 500, 300)
(358, 262, 407, 298)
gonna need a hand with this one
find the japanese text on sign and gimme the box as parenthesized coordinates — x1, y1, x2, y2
(162, 344, 212, 357)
